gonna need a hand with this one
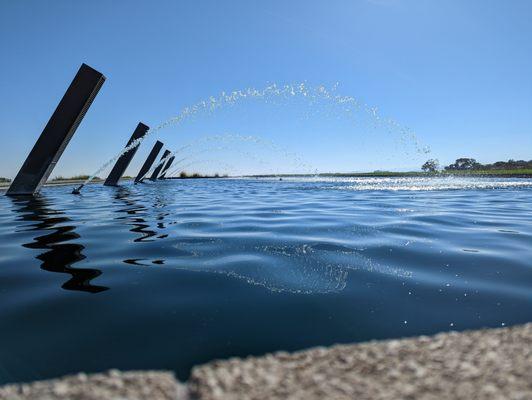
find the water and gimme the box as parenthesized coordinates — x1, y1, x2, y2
(0, 177, 531, 384)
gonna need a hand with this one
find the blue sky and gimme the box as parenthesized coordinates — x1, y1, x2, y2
(1, 0, 531, 177)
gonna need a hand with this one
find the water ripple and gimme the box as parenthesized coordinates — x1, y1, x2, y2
(0, 177, 531, 384)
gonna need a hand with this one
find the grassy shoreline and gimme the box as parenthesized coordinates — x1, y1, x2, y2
(246, 169, 532, 178)
(0, 179, 104, 190)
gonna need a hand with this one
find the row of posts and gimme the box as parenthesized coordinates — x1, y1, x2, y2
(6, 63, 175, 196)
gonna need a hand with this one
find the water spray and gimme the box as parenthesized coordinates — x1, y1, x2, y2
(72, 185, 83, 195)
(74, 83, 430, 194)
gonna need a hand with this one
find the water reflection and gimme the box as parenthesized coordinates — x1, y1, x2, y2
(113, 188, 157, 242)
(112, 187, 172, 267)
(113, 187, 172, 242)
(10, 196, 108, 293)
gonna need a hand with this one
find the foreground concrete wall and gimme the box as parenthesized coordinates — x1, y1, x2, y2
(0, 371, 185, 400)
(1, 323, 530, 400)
(189, 322, 532, 400)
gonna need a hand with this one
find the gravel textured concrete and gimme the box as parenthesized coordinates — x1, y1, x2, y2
(0, 370, 188, 400)
(189, 323, 532, 400)
(1, 323, 531, 400)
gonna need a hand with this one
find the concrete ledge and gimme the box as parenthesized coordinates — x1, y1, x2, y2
(0, 370, 187, 400)
(1, 323, 531, 400)
(190, 323, 532, 400)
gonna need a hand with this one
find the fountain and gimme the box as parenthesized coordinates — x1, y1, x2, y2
(135, 141, 164, 184)
(74, 83, 429, 194)
(158, 156, 175, 179)
(104, 122, 149, 186)
(149, 150, 171, 181)
(6, 64, 105, 196)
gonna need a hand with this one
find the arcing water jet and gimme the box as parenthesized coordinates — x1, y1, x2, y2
(74, 83, 430, 193)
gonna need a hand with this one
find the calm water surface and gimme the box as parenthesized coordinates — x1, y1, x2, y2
(0, 177, 531, 383)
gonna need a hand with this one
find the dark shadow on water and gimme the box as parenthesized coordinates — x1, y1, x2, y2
(9, 196, 108, 293)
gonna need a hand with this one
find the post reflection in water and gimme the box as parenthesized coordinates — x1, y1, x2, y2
(112, 187, 170, 267)
(113, 187, 173, 239)
(112, 187, 157, 243)
(10, 196, 109, 293)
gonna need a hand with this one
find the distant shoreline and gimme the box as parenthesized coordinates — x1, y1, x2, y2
(0, 179, 101, 191)
(245, 170, 532, 179)
(1, 171, 532, 191)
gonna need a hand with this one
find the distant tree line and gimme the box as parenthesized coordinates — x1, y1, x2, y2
(51, 175, 101, 181)
(177, 171, 226, 179)
(422, 158, 532, 172)
(444, 158, 532, 171)
(0, 177, 11, 183)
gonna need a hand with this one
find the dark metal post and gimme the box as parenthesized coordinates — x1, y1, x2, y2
(6, 64, 105, 196)
(134, 141, 163, 183)
(104, 122, 149, 186)
(158, 156, 175, 179)
(149, 150, 171, 181)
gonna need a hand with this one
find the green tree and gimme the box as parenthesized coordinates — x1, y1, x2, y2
(445, 158, 481, 171)
(422, 159, 440, 172)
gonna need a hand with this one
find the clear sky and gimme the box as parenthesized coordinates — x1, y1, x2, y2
(1, 0, 531, 178)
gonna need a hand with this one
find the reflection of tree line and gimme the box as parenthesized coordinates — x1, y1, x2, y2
(10, 187, 170, 294)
